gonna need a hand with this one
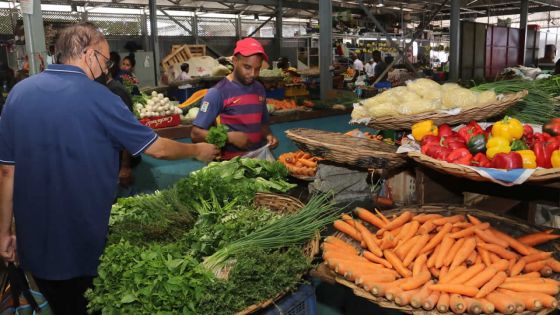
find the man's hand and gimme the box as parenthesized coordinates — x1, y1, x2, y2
(0, 233, 16, 263)
(228, 131, 251, 150)
(266, 134, 279, 149)
(194, 143, 220, 162)
(118, 167, 133, 187)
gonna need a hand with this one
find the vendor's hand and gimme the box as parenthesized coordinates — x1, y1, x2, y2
(118, 167, 134, 188)
(194, 143, 220, 162)
(266, 134, 279, 149)
(228, 131, 251, 150)
(0, 233, 16, 264)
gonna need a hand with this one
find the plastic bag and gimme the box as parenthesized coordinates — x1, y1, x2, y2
(242, 144, 275, 161)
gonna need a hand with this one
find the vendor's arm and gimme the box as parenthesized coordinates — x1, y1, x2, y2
(0, 165, 15, 263)
(118, 150, 133, 187)
(260, 97, 278, 149)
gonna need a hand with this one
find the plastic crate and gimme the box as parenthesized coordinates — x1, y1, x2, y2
(265, 88, 285, 100)
(259, 284, 317, 315)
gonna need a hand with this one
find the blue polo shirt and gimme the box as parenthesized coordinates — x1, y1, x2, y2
(0, 64, 157, 280)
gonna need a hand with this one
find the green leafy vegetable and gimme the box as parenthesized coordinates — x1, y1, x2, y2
(206, 125, 229, 148)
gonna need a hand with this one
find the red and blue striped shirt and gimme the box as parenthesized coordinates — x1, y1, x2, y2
(193, 78, 269, 159)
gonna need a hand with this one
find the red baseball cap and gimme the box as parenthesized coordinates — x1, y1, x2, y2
(233, 38, 269, 62)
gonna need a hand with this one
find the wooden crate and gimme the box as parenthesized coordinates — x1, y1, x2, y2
(161, 45, 191, 72)
(171, 44, 183, 53)
(186, 45, 206, 57)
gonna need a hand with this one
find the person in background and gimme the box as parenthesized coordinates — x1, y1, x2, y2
(351, 52, 364, 74)
(120, 54, 135, 75)
(364, 58, 376, 79)
(176, 63, 192, 103)
(0, 22, 219, 315)
(191, 37, 278, 160)
(539, 44, 556, 67)
(372, 50, 388, 83)
(109, 51, 121, 80)
(119, 54, 140, 94)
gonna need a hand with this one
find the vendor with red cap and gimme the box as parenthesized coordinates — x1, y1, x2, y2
(191, 38, 279, 159)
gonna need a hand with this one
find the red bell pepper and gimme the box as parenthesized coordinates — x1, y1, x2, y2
(438, 124, 454, 138)
(458, 122, 485, 143)
(421, 135, 441, 147)
(471, 152, 491, 168)
(523, 124, 534, 139)
(445, 148, 473, 165)
(543, 118, 560, 136)
(533, 138, 560, 168)
(422, 144, 452, 160)
(442, 135, 467, 150)
(490, 152, 523, 169)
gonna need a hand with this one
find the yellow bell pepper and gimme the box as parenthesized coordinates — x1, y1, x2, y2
(552, 150, 560, 168)
(486, 136, 511, 159)
(411, 120, 438, 141)
(491, 116, 523, 142)
(516, 150, 537, 169)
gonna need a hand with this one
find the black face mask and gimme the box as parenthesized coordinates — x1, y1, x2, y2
(94, 72, 108, 85)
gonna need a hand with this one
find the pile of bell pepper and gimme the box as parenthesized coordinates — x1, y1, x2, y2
(411, 117, 560, 170)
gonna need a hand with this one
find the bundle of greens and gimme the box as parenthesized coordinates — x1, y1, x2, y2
(206, 125, 229, 148)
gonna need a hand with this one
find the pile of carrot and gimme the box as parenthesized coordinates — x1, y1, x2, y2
(267, 98, 297, 110)
(325, 208, 560, 314)
(278, 151, 322, 177)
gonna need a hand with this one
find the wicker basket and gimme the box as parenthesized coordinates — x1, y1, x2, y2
(408, 151, 560, 184)
(235, 193, 320, 315)
(285, 128, 408, 170)
(329, 205, 560, 315)
(362, 90, 528, 130)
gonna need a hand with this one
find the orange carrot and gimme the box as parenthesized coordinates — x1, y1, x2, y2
(436, 292, 449, 313)
(478, 247, 492, 266)
(449, 222, 490, 239)
(383, 249, 412, 278)
(489, 252, 501, 264)
(435, 235, 454, 269)
(352, 220, 382, 256)
(485, 292, 516, 314)
(410, 281, 432, 309)
(440, 265, 449, 280)
(394, 288, 420, 306)
(452, 222, 473, 229)
(363, 250, 392, 268)
(428, 266, 440, 278)
(341, 213, 354, 222)
(545, 257, 560, 272)
(413, 254, 428, 277)
(421, 222, 453, 254)
(403, 234, 430, 267)
(412, 213, 443, 223)
(498, 282, 559, 295)
(475, 271, 507, 298)
(474, 228, 509, 248)
(449, 263, 485, 285)
(433, 214, 464, 226)
(477, 298, 495, 314)
(496, 288, 543, 311)
(507, 258, 516, 275)
(491, 259, 510, 272)
(450, 237, 477, 269)
(401, 270, 431, 290)
(333, 220, 362, 241)
(324, 236, 359, 254)
(374, 209, 390, 224)
(466, 251, 478, 266)
(384, 284, 403, 301)
(369, 279, 406, 297)
(517, 231, 560, 246)
(504, 290, 557, 309)
(490, 228, 531, 256)
(355, 207, 386, 229)
(474, 254, 482, 266)
(467, 214, 482, 225)
(521, 251, 553, 263)
(399, 220, 419, 242)
(356, 273, 397, 289)
(509, 259, 526, 277)
(429, 284, 479, 297)
(418, 220, 436, 235)
(420, 289, 439, 311)
(449, 293, 466, 314)
(465, 267, 498, 288)
(523, 260, 548, 273)
(443, 237, 465, 267)
(464, 297, 483, 315)
(426, 243, 441, 268)
(377, 210, 413, 235)
(477, 242, 517, 260)
(380, 231, 397, 250)
(395, 236, 417, 260)
(514, 271, 541, 278)
(503, 277, 560, 286)
(440, 265, 467, 284)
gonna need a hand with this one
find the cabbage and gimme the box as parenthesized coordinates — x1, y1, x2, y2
(187, 107, 200, 120)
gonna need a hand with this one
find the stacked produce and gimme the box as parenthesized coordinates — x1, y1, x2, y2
(278, 151, 322, 177)
(267, 99, 314, 111)
(351, 78, 498, 120)
(87, 158, 340, 314)
(134, 91, 182, 119)
(326, 208, 560, 314)
(411, 117, 560, 169)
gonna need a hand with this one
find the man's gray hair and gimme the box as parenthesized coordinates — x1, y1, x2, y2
(54, 22, 105, 64)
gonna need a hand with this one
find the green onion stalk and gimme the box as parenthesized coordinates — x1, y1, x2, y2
(202, 193, 339, 274)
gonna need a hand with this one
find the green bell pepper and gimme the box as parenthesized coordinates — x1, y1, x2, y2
(510, 139, 529, 151)
(467, 134, 486, 154)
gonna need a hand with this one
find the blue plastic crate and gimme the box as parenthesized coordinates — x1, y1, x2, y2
(266, 88, 286, 100)
(259, 284, 317, 315)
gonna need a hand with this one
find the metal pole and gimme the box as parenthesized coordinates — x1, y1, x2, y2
(275, 0, 283, 61)
(149, 0, 160, 86)
(520, 0, 529, 66)
(236, 15, 242, 39)
(319, 0, 332, 100)
(449, 0, 460, 81)
(22, 0, 46, 75)
(193, 13, 199, 44)
(141, 9, 149, 54)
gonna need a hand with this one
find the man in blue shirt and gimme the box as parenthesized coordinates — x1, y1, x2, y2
(0, 22, 218, 315)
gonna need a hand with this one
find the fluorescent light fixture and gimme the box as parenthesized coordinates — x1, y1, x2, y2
(376, 0, 384, 7)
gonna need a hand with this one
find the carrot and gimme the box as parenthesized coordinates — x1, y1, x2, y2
(403, 234, 430, 267)
(322, 252, 367, 264)
(509, 262, 525, 278)
(412, 213, 443, 223)
(298, 158, 316, 168)
(521, 251, 553, 263)
(449, 293, 466, 314)
(401, 270, 431, 290)
(475, 271, 507, 298)
(436, 292, 450, 313)
(545, 257, 560, 272)
(449, 222, 490, 239)
(362, 251, 392, 268)
(383, 249, 412, 278)
(421, 222, 452, 254)
(351, 220, 382, 256)
(467, 214, 482, 225)
(466, 251, 478, 266)
(450, 237, 477, 269)
(374, 209, 390, 224)
(485, 292, 516, 314)
(490, 259, 510, 272)
(395, 236, 417, 260)
(322, 241, 359, 255)
(503, 277, 560, 286)
(433, 214, 464, 226)
(489, 252, 501, 264)
(431, 235, 452, 269)
(324, 236, 358, 253)
(523, 260, 548, 273)
(394, 288, 420, 306)
(449, 263, 485, 285)
(355, 207, 386, 229)
(477, 298, 495, 314)
(333, 220, 362, 241)
(452, 222, 473, 229)
(490, 228, 531, 256)
(377, 210, 412, 235)
(428, 284, 479, 297)
(440, 265, 467, 284)
(478, 247, 492, 266)
(499, 282, 559, 295)
(440, 265, 449, 280)
(443, 237, 465, 267)
(464, 297, 483, 315)
(474, 228, 509, 248)
(380, 231, 397, 250)
(428, 266, 440, 278)
(394, 222, 411, 241)
(517, 231, 560, 246)
(476, 242, 517, 260)
(496, 288, 543, 311)
(475, 254, 482, 266)
(465, 267, 498, 288)
(413, 254, 428, 277)
(515, 271, 541, 278)
(507, 258, 516, 275)
(370, 279, 406, 296)
(399, 220, 419, 242)
(418, 220, 436, 235)
(384, 283, 403, 301)
(411, 281, 432, 309)
(357, 273, 397, 289)
(426, 243, 441, 268)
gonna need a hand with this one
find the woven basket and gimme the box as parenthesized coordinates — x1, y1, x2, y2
(235, 193, 320, 315)
(363, 90, 528, 130)
(285, 128, 408, 170)
(329, 205, 560, 315)
(408, 151, 560, 184)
